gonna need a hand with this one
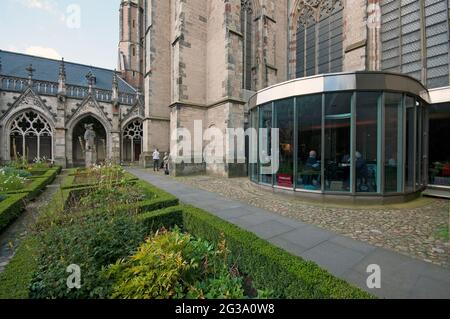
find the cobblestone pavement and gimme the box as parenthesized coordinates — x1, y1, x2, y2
(169, 173, 450, 269)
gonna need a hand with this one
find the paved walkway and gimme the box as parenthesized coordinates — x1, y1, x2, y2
(127, 168, 450, 299)
(176, 175, 449, 269)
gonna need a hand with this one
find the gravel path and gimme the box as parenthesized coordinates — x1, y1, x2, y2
(173, 174, 450, 269)
(0, 171, 67, 274)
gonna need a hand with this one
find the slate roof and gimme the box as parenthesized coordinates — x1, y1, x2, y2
(0, 50, 136, 94)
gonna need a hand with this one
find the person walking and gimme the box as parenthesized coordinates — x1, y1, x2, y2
(152, 148, 160, 172)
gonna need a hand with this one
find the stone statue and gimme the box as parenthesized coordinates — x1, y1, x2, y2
(84, 124, 97, 167)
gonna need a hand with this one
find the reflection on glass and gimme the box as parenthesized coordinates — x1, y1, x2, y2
(275, 99, 294, 188)
(297, 95, 322, 190)
(384, 93, 403, 193)
(429, 103, 450, 186)
(324, 92, 352, 192)
(415, 105, 423, 190)
(250, 109, 258, 182)
(356, 92, 381, 193)
(405, 96, 415, 192)
(259, 103, 273, 185)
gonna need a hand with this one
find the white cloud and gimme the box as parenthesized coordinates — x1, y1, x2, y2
(21, 0, 58, 12)
(25, 46, 61, 60)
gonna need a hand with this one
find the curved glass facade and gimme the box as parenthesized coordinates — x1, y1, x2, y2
(249, 73, 429, 200)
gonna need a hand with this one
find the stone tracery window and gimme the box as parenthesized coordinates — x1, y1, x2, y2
(295, 0, 344, 78)
(9, 110, 53, 161)
(122, 119, 143, 162)
(241, 0, 254, 90)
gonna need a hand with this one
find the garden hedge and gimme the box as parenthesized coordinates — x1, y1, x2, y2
(138, 205, 374, 299)
(1, 173, 373, 299)
(61, 169, 138, 190)
(0, 236, 40, 299)
(0, 166, 61, 233)
(2, 166, 61, 200)
(0, 193, 28, 233)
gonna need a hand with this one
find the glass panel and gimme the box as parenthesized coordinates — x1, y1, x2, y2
(259, 103, 273, 185)
(275, 99, 294, 188)
(428, 102, 450, 186)
(296, 25, 305, 78)
(356, 92, 381, 193)
(324, 93, 352, 193)
(325, 92, 352, 115)
(297, 95, 322, 190)
(250, 109, 259, 182)
(325, 118, 351, 192)
(416, 102, 422, 190)
(384, 93, 403, 193)
(405, 97, 415, 192)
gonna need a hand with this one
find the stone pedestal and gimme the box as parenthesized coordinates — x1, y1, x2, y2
(85, 149, 97, 168)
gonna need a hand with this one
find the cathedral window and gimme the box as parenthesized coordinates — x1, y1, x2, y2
(122, 119, 143, 162)
(295, 0, 344, 78)
(9, 111, 53, 162)
(241, 0, 254, 91)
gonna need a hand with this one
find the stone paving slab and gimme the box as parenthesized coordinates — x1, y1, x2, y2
(127, 168, 450, 299)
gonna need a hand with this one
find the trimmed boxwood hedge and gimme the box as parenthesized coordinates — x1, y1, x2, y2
(61, 168, 138, 190)
(1, 173, 373, 299)
(0, 193, 28, 233)
(2, 166, 61, 200)
(138, 205, 375, 299)
(0, 166, 61, 233)
(58, 180, 179, 215)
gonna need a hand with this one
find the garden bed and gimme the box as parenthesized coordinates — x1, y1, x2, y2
(61, 167, 138, 190)
(0, 171, 373, 299)
(0, 166, 61, 233)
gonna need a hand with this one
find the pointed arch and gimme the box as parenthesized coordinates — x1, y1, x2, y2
(1, 87, 56, 128)
(121, 117, 143, 163)
(288, 0, 344, 79)
(67, 95, 112, 132)
(4, 108, 55, 162)
(66, 112, 112, 167)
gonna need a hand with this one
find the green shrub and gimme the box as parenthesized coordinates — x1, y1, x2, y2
(0, 236, 40, 299)
(0, 193, 26, 233)
(103, 228, 247, 299)
(29, 210, 147, 299)
(180, 205, 373, 299)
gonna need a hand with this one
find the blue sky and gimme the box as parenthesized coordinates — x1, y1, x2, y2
(0, 0, 122, 69)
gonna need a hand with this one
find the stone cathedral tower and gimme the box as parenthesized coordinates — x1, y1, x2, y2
(118, 0, 144, 89)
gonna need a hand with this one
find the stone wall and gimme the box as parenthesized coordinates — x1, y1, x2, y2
(0, 84, 142, 167)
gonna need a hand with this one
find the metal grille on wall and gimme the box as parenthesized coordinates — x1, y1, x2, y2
(295, 0, 344, 78)
(381, 0, 450, 88)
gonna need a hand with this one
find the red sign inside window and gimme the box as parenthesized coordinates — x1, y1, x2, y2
(277, 174, 293, 188)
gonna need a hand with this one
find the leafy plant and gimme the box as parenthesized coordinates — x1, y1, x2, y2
(103, 228, 248, 299)
(29, 210, 146, 299)
(0, 167, 30, 192)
